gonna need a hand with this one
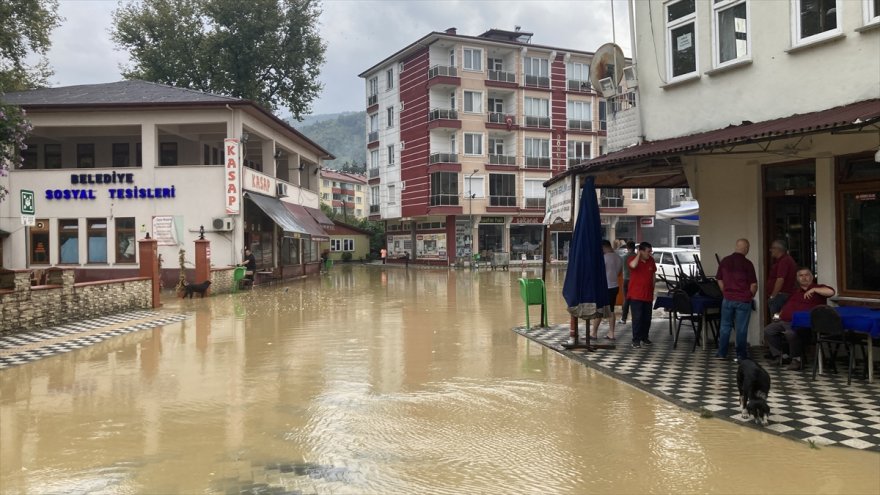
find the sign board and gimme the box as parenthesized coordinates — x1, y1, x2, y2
(640, 217, 655, 228)
(224, 138, 241, 214)
(242, 167, 276, 196)
(544, 176, 572, 225)
(20, 190, 35, 214)
(152, 215, 181, 246)
(21, 215, 35, 226)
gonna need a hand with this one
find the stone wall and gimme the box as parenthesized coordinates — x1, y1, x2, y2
(210, 267, 236, 293)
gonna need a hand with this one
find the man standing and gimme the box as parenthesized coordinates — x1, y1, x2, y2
(619, 241, 636, 325)
(628, 242, 656, 348)
(592, 240, 623, 340)
(763, 268, 835, 370)
(716, 239, 758, 361)
(767, 239, 798, 315)
(380, 247, 387, 265)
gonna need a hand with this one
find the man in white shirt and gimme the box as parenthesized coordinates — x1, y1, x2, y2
(591, 240, 623, 340)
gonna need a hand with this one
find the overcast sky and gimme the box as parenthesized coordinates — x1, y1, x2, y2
(44, 0, 631, 117)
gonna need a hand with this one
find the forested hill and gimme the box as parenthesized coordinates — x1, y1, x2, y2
(294, 111, 365, 168)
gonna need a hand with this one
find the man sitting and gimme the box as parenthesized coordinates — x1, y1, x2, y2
(763, 267, 835, 370)
(238, 248, 257, 283)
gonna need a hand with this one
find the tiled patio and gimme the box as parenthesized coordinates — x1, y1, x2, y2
(514, 317, 880, 452)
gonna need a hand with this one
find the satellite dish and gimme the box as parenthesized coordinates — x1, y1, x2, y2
(589, 43, 625, 97)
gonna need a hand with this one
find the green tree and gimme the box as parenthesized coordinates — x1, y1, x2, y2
(111, 0, 326, 119)
(0, 104, 33, 202)
(0, 0, 62, 92)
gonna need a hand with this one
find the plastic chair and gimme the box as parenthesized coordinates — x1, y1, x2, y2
(518, 278, 548, 329)
(811, 305, 867, 384)
(232, 266, 246, 293)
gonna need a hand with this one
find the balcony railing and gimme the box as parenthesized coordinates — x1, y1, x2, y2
(523, 74, 550, 88)
(428, 65, 458, 79)
(524, 156, 551, 168)
(567, 79, 591, 92)
(488, 112, 515, 125)
(523, 116, 551, 128)
(367, 94, 378, 106)
(369, 204, 380, 214)
(525, 197, 546, 208)
(568, 157, 588, 167)
(487, 70, 516, 83)
(368, 130, 379, 142)
(429, 152, 458, 164)
(368, 167, 379, 178)
(428, 108, 458, 121)
(600, 188, 624, 208)
(489, 195, 517, 207)
(430, 194, 459, 206)
(489, 154, 516, 165)
(568, 119, 592, 131)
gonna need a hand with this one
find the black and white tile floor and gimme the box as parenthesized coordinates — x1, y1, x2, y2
(0, 311, 189, 369)
(515, 320, 880, 452)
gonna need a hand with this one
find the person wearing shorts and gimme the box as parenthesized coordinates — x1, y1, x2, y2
(591, 240, 623, 340)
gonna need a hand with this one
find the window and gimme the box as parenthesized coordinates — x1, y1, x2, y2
(386, 106, 394, 127)
(464, 133, 483, 155)
(387, 185, 396, 205)
(330, 238, 355, 252)
(450, 91, 456, 110)
(30, 219, 50, 265)
(866, 0, 880, 25)
(489, 174, 516, 206)
(463, 47, 482, 71)
(488, 57, 503, 71)
(369, 113, 379, 132)
(666, 0, 698, 79)
(45, 144, 61, 169)
(58, 219, 79, 264)
(567, 140, 591, 167)
(322, 179, 330, 187)
(387, 144, 395, 166)
(463, 91, 482, 113)
(600, 188, 623, 208)
(160, 142, 178, 166)
(370, 149, 379, 169)
(524, 57, 549, 77)
(368, 77, 378, 95)
(464, 175, 485, 198)
(524, 97, 549, 117)
(77, 143, 95, 168)
(20, 147, 37, 169)
(115, 217, 136, 263)
(488, 97, 503, 113)
(524, 179, 545, 208)
(566, 62, 590, 82)
(713, 0, 749, 66)
(450, 133, 456, 154)
(371, 186, 380, 205)
(837, 154, 880, 296)
(386, 68, 394, 90)
(524, 138, 550, 168)
(488, 137, 505, 155)
(567, 100, 592, 130)
(631, 188, 648, 201)
(87, 218, 107, 263)
(793, 0, 841, 44)
(113, 143, 130, 167)
(599, 100, 607, 130)
(430, 171, 459, 206)
(136, 143, 142, 167)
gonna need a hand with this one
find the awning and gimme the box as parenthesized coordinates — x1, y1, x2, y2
(656, 201, 699, 226)
(305, 206, 334, 228)
(282, 203, 330, 241)
(245, 192, 309, 236)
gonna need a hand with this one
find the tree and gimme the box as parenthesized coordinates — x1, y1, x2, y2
(0, 0, 62, 92)
(111, 0, 326, 119)
(0, 104, 33, 202)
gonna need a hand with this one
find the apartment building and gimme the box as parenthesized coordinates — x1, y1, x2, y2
(360, 28, 651, 264)
(319, 170, 368, 219)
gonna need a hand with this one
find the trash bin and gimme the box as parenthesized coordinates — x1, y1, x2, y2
(518, 278, 548, 329)
(324, 259, 333, 270)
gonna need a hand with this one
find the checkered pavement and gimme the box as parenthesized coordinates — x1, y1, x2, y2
(515, 319, 880, 451)
(0, 311, 189, 369)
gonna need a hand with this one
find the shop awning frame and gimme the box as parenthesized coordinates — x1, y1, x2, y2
(282, 203, 330, 241)
(245, 192, 309, 237)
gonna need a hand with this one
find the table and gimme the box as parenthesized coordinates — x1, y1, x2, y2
(792, 306, 880, 382)
(654, 293, 722, 350)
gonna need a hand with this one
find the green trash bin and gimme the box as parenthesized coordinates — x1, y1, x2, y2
(518, 278, 548, 329)
(324, 259, 333, 270)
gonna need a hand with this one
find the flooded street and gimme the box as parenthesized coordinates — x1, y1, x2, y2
(1, 265, 878, 494)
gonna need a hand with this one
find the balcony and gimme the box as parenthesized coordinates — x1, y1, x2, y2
(368, 167, 379, 178)
(429, 152, 458, 164)
(523, 116, 550, 129)
(489, 154, 516, 165)
(369, 204, 380, 214)
(568, 119, 592, 131)
(428, 65, 457, 78)
(428, 108, 458, 121)
(600, 188, 624, 208)
(568, 157, 588, 167)
(524, 197, 546, 208)
(523, 74, 550, 88)
(367, 94, 378, 107)
(567, 79, 591, 92)
(487, 112, 516, 125)
(368, 130, 379, 143)
(430, 194, 459, 206)
(487, 70, 516, 83)
(489, 195, 516, 207)
(524, 156, 551, 169)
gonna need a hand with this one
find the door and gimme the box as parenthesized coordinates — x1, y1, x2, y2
(765, 196, 816, 275)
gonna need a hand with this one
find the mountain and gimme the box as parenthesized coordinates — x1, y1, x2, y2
(293, 111, 365, 168)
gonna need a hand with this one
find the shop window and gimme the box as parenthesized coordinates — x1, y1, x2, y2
(113, 143, 130, 167)
(77, 143, 95, 168)
(87, 218, 108, 263)
(58, 219, 79, 264)
(115, 217, 136, 263)
(20, 148, 37, 169)
(30, 219, 50, 265)
(281, 237, 300, 265)
(45, 144, 62, 169)
(160, 142, 178, 166)
(837, 154, 880, 296)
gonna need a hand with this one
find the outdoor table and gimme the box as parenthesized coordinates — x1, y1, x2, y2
(654, 293, 722, 350)
(791, 306, 880, 382)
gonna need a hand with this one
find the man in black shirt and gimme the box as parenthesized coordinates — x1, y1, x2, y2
(240, 248, 256, 280)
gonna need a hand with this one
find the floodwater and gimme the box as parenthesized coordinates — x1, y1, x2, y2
(0, 265, 877, 494)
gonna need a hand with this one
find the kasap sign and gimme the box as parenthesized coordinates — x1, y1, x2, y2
(224, 138, 241, 214)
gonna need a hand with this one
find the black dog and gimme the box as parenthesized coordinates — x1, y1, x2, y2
(736, 358, 771, 426)
(184, 280, 211, 299)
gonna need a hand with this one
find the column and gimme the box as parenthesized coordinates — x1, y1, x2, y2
(138, 237, 160, 308)
(194, 238, 211, 295)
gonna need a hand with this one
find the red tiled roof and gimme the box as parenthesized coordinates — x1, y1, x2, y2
(320, 170, 367, 184)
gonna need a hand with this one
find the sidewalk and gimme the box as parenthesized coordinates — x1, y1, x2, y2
(514, 317, 880, 452)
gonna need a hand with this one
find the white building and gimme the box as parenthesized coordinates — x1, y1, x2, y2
(1, 81, 334, 282)
(549, 0, 880, 342)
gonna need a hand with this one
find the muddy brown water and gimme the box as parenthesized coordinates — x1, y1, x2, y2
(1, 266, 877, 494)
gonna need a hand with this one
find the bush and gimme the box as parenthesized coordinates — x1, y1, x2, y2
(341, 251, 353, 262)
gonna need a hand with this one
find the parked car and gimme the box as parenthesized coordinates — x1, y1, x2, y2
(652, 248, 701, 282)
(675, 235, 700, 249)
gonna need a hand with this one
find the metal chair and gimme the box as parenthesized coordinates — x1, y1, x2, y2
(671, 290, 702, 351)
(811, 305, 867, 384)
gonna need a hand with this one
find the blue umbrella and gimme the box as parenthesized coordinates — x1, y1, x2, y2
(562, 176, 609, 348)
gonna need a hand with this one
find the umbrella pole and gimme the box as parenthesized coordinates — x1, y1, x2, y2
(540, 225, 549, 327)
(563, 316, 596, 351)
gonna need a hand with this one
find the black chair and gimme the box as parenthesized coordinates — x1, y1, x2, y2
(811, 305, 868, 385)
(672, 290, 702, 351)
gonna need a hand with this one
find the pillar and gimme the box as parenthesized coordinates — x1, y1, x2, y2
(194, 238, 211, 295)
(138, 237, 160, 308)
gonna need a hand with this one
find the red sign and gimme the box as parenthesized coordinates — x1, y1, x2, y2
(640, 217, 655, 228)
(224, 138, 240, 214)
(511, 216, 544, 224)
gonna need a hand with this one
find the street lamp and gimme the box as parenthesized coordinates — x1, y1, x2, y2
(467, 169, 478, 257)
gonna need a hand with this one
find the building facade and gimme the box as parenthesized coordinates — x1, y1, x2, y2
(1, 81, 334, 283)
(360, 28, 651, 264)
(319, 170, 368, 219)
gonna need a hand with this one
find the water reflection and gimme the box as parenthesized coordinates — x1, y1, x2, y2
(0, 265, 877, 494)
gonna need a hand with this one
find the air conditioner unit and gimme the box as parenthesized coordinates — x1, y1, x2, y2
(276, 182, 288, 197)
(212, 217, 233, 231)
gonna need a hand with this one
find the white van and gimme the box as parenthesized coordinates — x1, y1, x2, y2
(675, 235, 700, 249)
(652, 248, 701, 281)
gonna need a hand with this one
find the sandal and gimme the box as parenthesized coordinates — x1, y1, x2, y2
(605, 335, 616, 341)
(589, 334, 598, 340)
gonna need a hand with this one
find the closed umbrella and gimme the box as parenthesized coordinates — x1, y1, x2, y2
(562, 176, 609, 349)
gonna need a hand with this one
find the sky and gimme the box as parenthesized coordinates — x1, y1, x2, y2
(42, 0, 631, 117)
